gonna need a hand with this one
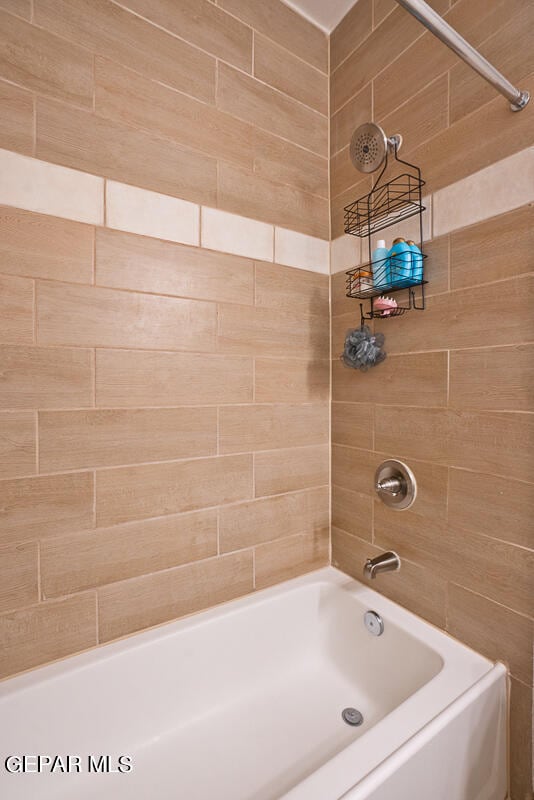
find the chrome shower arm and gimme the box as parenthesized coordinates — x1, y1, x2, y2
(395, 0, 529, 111)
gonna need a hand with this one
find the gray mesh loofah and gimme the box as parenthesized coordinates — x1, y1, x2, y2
(341, 325, 386, 371)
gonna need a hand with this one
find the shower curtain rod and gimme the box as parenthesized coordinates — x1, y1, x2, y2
(395, 0, 530, 111)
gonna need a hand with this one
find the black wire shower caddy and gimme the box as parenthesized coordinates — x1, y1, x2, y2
(343, 145, 428, 324)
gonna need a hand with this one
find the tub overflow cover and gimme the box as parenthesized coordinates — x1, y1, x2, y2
(342, 708, 364, 726)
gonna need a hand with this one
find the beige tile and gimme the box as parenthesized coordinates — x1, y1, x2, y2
(332, 402, 374, 450)
(96, 349, 253, 407)
(330, 83, 372, 157)
(447, 584, 533, 685)
(330, 146, 357, 201)
(96, 454, 253, 526)
(96, 228, 254, 306)
(374, 504, 534, 618)
(509, 679, 533, 800)
(330, 0, 372, 72)
(331, 268, 358, 318)
(33, 0, 215, 103)
(254, 34, 327, 115)
(254, 444, 329, 497)
(448, 468, 534, 551)
(332, 486, 373, 541)
(422, 234, 449, 297)
(255, 529, 329, 590)
(0, 412, 35, 479)
(219, 486, 328, 552)
(0, 273, 33, 345)
(0, 345, 93, 410)
(217, 63, 327, 157)
(373, 0, 395, 27)
(253, 136, 328, 200)
(98, 550, 253, 642)
(217, 0, 327, 73)
(0, 8, 93, 107)
(255, 358, 329, 403)
(105, 181, 199, 246)
(0, 0, 31, 18)
(332, 444, 377, 495)
(41, 510, 218, 597)
(39, 407, 217, 472)
(450, 205, 533, 290)
(201, 206, 273, 262)
(0, 472, 94, 546)
(218, 303, 329, 359)
(0, 592, 96, 677)
(217, 161, 329, 240)
(331, 527, 447, 628)
(330, 235, 361, 278)
(0, 206, 94, 284)
(0, 80, 33, 155)
(379, 74, 449, 155)
(255, 262, 329, 316)
(273, 228, 329, 273)
(36, 99, 217, 207)
(37, 281, 216, 351)
(219, 404, 328, 454)
(450, 345, 534, 412)
(115, 0, 252, 71)
(0, 148, 103, 225)
(0, 541, 38, 613)
(333, 352, 448, 407)
(375, 404, 448, 463)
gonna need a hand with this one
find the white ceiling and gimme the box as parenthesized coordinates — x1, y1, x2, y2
(281, 0, 359, 33)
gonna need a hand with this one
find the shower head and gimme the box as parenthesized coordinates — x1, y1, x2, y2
(349, 123, 402, 173)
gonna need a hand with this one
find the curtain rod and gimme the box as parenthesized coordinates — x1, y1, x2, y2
(396, 0, 529, 111)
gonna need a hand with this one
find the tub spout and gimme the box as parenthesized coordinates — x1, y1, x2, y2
(364, 551, 401, 579)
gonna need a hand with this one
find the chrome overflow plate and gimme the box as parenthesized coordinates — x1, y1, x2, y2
(364, 610, 384, 636)
(342, 707, 364, 726)
(375, 459, 417, 510)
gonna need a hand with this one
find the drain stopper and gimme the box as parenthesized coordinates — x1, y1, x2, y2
(342, 707, 363, 726)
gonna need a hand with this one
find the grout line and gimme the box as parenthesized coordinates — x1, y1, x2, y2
(36, 540, 41, 602)
(95, 592, 100, 644)
(34, 409, 39, 474)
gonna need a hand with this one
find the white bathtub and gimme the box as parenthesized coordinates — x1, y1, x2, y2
(0, 567, 507, 800)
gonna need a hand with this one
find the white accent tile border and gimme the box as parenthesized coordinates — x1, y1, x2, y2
(433, 147, 534, 237)
(201, 206, 274, 262)
(274, 227, 329, 273)
(330, 234, 361, 274)
(0, 148, 103, 225)
(106, 181, 199, 246)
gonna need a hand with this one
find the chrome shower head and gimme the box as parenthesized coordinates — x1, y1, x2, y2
(349, 123, 402, 173)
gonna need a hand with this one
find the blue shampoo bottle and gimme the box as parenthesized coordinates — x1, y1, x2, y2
(389, 237, 412, 285)
(407, 240, 424, 284)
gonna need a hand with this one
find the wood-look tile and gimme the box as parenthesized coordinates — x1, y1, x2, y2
(332, 486, 373, 541)
(331, 146, 359, 201)
(254, 444, 329, 497)
(331, 445, 377, 496)
(0, 0, 31, 18)
(450, 205, 533, 290)
(39, 408, 217, 472)
(330, 0, 372, 72)
(98, 550, 253, 642)
(217, 63, 327, 157)
(330, 83, 372, 157)
(0, 472, 94, 546)
(0, 412, 35, 479)
(0, 541, 38, 613)
(331, 269, 358, 317)
(374, 504, 534, 618)
(0, 9, 93, 108)
(36, 99, 217, 207)
(33, 0, 215, 103)
(422, 234, 449, 297)
(0, 592, 96, 678)
(96, 228, 253, 306)
(96, 350, 253, 407)
(255, 262, 329, 317)
(217, 0, 327, 73)
(373, 0, 396, 27)
(217, 161, 329, 240)
(0, 206, 94, 284)
(0, 80, 33, 155)
(254, 358, 329, 403)
(379, 74, 449, 155)
(96, 454, 253, 526)
(255, 529, 329, 590)
(447, 583, 533, 685)
(115, 0, 252, 71)
(0, 274, 33, 345)
(332, 528, 447, 628)
(219, 486, 328, 552)
(218, 304, 329, 360)
(509, 679, 533, 800)
(253, 135, 329, 200)
(448, 468, 534, 551)
(0, 345, 93, 410)
(37, 281, 216, 352)
(450, 345, 534, 412)
(219, 404, 328, 454)
(332, 402, 374, 450)
(333, 352, 448, 407)
(41, 510, 218, 597)
(254, 34, 327, 115)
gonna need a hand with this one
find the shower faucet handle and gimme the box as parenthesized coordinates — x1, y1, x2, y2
(375, 476, 403, 496)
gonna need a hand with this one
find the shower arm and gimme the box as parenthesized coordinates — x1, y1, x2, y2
(395, 0, 530, 111)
